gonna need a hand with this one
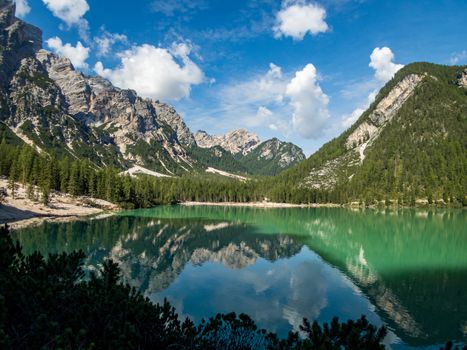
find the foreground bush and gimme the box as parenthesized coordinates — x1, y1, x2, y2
(0, 225, 462, 349)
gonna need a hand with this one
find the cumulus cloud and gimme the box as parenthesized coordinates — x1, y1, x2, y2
(209, 63, 290, 133)
(42, 0, 89, 26)
(369, 47, 404, 82)
(192, 62, 330, 138)
(222, 63, 287, 108)
(340, 90, 377, 129)
(14, 0, 31, 17)
(46, 37, 90, 69)
(94, 43, 204, 101)
(340, 47, 403, 130)
(286, 64, 330, 138)
(255, 106, 289, 132)
(94, 30, 128, 56)
(274, 1, 329, 40)
(42, 0, 90, 41)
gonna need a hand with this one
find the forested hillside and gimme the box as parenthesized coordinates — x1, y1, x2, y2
(269, 63, 467, 205)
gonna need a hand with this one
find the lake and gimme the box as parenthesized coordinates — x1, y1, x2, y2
(11, 206, 467, 349)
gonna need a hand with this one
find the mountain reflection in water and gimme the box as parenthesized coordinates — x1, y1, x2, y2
(12, 207, 467, 348)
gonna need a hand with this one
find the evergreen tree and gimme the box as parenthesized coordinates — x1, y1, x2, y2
(0, 187, 6, 205)
(26, 182, 34, 201)
(7, 160, 18, 199)
(41, 184, 50, 206)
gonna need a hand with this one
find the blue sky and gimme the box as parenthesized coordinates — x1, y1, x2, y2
(15, 0, 467, 155)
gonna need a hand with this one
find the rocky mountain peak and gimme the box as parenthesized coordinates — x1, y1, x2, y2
(0, 0, 14, 17)
(0, 7, 306, 177)
(152, 102, 195, 147)
(0, 0, 42, 88)
(195, 128, 260, 155)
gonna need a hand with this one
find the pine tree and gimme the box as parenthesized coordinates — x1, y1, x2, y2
(26, 182, 34, 201)
(41, 184, 50, 206)
(8, 160, 18, 199)
(0, 187, 7, 205)
(68, 162, 80, 196)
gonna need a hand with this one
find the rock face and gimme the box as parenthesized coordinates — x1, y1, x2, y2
(195, 130, 305, 175)
(345, 74, 424, 151)
(0, 0, 42, 88)
(458, 69, 467, 88)
(283, 62, 467, 197)
(302, 74, 425, 190)
(0, 1, 198, 174)
(195, 128, 260, 155)
(0, 4, 305, 177)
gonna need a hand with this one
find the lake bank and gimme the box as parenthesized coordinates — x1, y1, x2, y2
(0, 179, 118, 229)
(181, 201, 341, 208)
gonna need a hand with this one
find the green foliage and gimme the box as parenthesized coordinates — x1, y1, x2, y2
(0, 143, 266, 208)
(237, 139, 305, 176)
(188, 145, 249, 174)
(0, 225, 392, 349)
(0, 64, 465, 207)
(0, 187, 6, 205)
(268, 63, 467, 205)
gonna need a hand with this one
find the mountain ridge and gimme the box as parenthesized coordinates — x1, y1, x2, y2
(0, 1, 303, 177)
(270, 62, 467, 204)
(195, 129, 306, 175)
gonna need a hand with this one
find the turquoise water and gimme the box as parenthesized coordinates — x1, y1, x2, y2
(12, 206, 467, 348)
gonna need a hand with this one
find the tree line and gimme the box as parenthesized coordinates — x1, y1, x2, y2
(0, 140, 465, 208)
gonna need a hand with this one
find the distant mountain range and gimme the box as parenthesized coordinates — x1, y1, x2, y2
(0, 0, 304, 178)
(195, 129, 305, 176)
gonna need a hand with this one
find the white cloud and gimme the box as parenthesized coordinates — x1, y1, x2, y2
(340, 90, 376, 129)
(221, 63, 288, 108)
(94, 43, 204, 101)
(286, 64, 330, 138)
(190, 62, 330, 139)
(274, 1, 329, 40)
(46, 37, 90, 69)
(339, 47, 402, 130)
(94, 30, 128, 56)
(255, 106, 290, 133)
(14, 0, 31, 17)
(257, 105, 273, 119)
(42, 0, 89, 26)
(369, 47, 404, 82)
(450, 50, 467, 65)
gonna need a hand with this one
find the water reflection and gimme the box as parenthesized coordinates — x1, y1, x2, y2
(12, 207, 467, 348)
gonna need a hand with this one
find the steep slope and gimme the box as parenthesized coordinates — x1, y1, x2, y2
(0, 0, 199, 175)
(239, 138, 306, 176)
(195, 129, 305, 175)
(276, 63, 467, 204)
(0, 1, 306, 179)
(195, 129, 260, 155)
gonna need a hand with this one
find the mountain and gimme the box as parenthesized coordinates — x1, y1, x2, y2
(0, 1, 303, 178)
(195, 129, 306, 175)
(195, 129, 260, 155)
(275, 62, 467, 204)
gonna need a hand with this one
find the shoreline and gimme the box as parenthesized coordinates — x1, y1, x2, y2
(180, 201, 341, 208)
(0, 179, 118, 229)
